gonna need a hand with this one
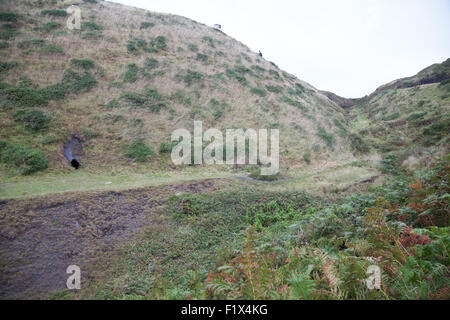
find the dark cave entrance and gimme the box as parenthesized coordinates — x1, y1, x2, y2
(71, 159, 80, 169)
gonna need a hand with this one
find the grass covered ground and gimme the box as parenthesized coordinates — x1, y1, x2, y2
(54, 156, 448, 300)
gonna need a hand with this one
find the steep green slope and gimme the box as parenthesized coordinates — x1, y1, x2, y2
(347, 59, 450, 167)
(0, 0, 359, 177)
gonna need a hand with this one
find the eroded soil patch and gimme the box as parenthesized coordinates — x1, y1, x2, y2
(0, 178, 229, 299)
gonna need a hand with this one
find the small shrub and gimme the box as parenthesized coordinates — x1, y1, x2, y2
(41, 9, 68, 17)
(0, 41, 8, 49)
(188, 43, 198, 52)
(71, 58, 95, 69)
(127, 40, 138, 53)
(269, 69, 281, 80)
(140, 22, 155, 29)
(18, 39, 45, 49)
(159, 142, 176, 153)
(251, 87, 266, 97)
(123, 140, 154, 162)
(280, 95, 307, 112)
(202, 36, 215, 48)
(62, 69, 97, 92)
(407, 112, 427, 121)
(0, 27, 19, 40)
(144, 57, 158, 69)
(0, 140, 48, 174)
(303, 153, 311, 164)
(121, 88, 167, 112)
(123, 63, 139, 83)
(39, 22, 61, 33)
(266, 85, 283, 93)
(151, 36, 167, 51)
(176, 69, 203, 86)
(0, 12, 19, 22)
(13, 109, 50, 131)
(317, 125, 335, 149)
(196, 53, 208, 62)
(0, 61, 18, 72)
(41, 45, 64, 54)
(82, 21, 103, 31)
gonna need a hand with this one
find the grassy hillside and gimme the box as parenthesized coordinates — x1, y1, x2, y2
(0, 0, 362, 179)
(347, 59, 450, 168)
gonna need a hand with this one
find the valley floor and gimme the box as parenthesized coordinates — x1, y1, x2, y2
(0, 157, 448, 299)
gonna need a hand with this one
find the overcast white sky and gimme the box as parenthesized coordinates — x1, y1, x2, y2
(110, 0, 450, 97)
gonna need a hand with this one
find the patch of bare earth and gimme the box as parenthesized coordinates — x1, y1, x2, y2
(0, 178, 230, 299)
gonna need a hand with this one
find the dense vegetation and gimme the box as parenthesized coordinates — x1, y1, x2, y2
(90, 156, 449, 300)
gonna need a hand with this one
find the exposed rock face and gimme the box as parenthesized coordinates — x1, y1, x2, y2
(319, 91, 361, 109)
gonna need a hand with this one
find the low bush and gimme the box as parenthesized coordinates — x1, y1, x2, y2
(0, 140, 48, 174)
(123, 63, 139, 83)
(71, 58, 95, 69)
(159, 141, 177, 153)
(251, 87, 266, 97)
(0, 61, 18, 72)
(123, 140, 154, 162)
(41, 9, 68, 17)
(317, 125, 335, 149)
(120, 88, 167, 112)
(13, 109, 50, 131)
(140, 22, 155, 29)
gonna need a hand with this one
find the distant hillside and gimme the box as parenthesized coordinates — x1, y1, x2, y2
(346, 58, 450, 165)
(0, 0, 360, 176)
(319, 91, 360, 109)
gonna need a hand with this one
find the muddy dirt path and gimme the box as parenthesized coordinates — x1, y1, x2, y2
(0, 178, 230, 299)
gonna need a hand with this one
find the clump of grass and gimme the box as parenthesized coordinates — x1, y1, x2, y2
(176, 69, 204, 86)
(140, 22, 155, 29)
(123, 63, 139, 83)
(71, 58, 95, 69)
(251, 65, 266, 73)
(38, 22, 61, 33)
(120, 88, 167, 112)
(123, 140, 154, 162)
(0, 25, 19, 40)
(269, 69, 281, 80)
(151, 36, 167, 51)
(249, 167, 281, 181)
(106, 99, 120, 108)
(303, 153, 311, 164)
(317, 125, 335, 149)
(225, 65, 249, 86)
(159, 141, 177, 153)
(18, 39, 45, 49)
(196, 53, 208, 62)
(1, 68, 97, 108)
(41, 45, 64, 54)
(170, 91, 192, 105)
(81, 31, 102, 40)
(407, 112, 427, 121)
(266, 85, 283, 93)
(383, 112, 400, 121)
(13, 109, 50, 131)
(0, 140, 48, 174)
(188, 43, 198, 52)
(82, 21, 103, 31)
(0, 61, 18, 72)
(349, 133, 369, 154)
(144, 57, 159, 69)
(280, 95, 307, 112)
(0, 12, 19, 22)
(251, 87, 266, 97)
(202, 36, 215, 48)
(41, 9, 68, 17)
(0, 41, 8, 49)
